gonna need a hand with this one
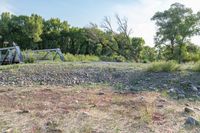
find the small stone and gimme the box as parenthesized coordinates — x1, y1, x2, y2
(184, 107, 194, 113)
(194, 107, 200, 111)
(17, 110, 29, 114)
(157, 104, 164, 108)
(178, 94, 185, 99)
(163, 84, 168, 88)
(185, 117, 199, 126)
(188, 98, 195, 101)
(97, 92, 105, 95)
(168, 88, 176, 93)
(191, 85, 198, 92)
(2, 128, 13, 133)
(185, 103, 189, 106)
(140, 96, 144, 100)
(176, 88, 185, 94)
(158, 99, 166, 103)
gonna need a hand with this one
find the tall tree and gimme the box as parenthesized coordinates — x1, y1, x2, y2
(0, 12, 12, 47)
(26, 14, 43, 43)
(41, 18, 70, 49)
(152, 3, 200, 63)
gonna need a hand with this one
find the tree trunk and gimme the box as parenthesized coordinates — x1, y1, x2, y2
(170, 39, 175, 59)
(178, 42, 185, 64)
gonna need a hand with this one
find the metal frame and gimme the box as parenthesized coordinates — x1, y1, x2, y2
(32, 48, 65, 62)
(0, 45, 23, 65)
(0, 42, 65, 65)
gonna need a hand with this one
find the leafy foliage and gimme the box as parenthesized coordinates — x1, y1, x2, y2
(152, 3, 200, 63)
(147, 61, 180, 72)
(192, 61, 200, 72)
(0, 13, 145, 62)
(0, 2, 200, 63)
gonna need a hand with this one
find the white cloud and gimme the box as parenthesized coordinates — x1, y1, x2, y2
(0, 0, 14, 14)
(112, 0, 200, 46)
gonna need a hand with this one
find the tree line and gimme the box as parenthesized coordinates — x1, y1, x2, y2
(0, 2, 200, 63)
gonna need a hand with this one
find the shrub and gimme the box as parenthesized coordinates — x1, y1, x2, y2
(192, 61, 200, 72)
(22, 50, 36, 63)
(64, 53, 100, 62)
(147, 61, 180, 72)
(100, 56, 113, 62)
(113, 55, 126, 62)
(22, 50, 56, 63)
(100, 55, 126, 62)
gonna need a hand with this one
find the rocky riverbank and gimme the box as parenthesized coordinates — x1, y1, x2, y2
(0, 62, 200, 100)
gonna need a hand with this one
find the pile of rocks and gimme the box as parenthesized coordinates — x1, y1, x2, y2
(0, 64, 200, 99)
(168, 81, 200, 99)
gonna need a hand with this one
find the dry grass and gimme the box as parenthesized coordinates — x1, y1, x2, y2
(0, 85, 199, 133)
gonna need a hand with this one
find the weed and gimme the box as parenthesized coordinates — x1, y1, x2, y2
(160, 90, 169, 98)
(147, 61, 180, 72)
(140, 103, 155, 124)
(114, 83, 125, 91)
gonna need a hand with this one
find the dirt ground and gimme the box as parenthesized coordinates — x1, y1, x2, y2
(0, 84, 199, 133)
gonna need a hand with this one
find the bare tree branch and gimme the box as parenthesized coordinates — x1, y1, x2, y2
(101, 16, 114, 32)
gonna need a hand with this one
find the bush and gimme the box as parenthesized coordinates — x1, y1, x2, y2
(113, 55, 126, 62)
(22, 50, 36, 63)
(183, 53, 200, 63)
(147, 61, 180, 72)
(192, 61, 200, 72)
(100, 55, 126, 62)
(100, 56, 113, 62)
(64, 53, 100, 62)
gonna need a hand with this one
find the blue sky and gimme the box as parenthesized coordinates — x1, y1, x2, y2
(0, 0, 200, 46)
(1, 0, 137, 26)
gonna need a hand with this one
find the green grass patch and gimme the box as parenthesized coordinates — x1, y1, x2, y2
(64, 53, 100, 62)
(0, 64, 21, 71)
(22, 50, 101, 63)
(147, 61, 180, 72)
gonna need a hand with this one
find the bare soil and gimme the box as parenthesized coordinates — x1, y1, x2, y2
(0, 85, 199, 133)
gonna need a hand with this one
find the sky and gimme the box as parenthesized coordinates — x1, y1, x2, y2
(0, 0, 200, 46)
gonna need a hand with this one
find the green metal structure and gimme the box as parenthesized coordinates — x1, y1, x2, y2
(0, 42, 65, 65)
(0, 43, 23, 65)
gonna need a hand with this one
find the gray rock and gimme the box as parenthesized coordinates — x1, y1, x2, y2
(149, 86, 156, 91)
(176, 88, 185, 94)
(168, 88, 176, 93)
(178, 94, 185, 99)
(97, 92, 105, 95)
(157, 104, 164, 108)
(180, 81, 192, 86)
(185, 117, 199, 126)
(163, 84, 168, 88)
(184, 107, 194, 113)
(191, 85, 198, 92)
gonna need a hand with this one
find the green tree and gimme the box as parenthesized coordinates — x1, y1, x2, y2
(41, 18, 70, 49)
(26, 14, 43, 43)
(0, 12, 12, 46)
(141, 46, 157, 62)
(152, 3, 200, 63)
(131, 37, 145, 62)
(100, 15, 145, 61)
